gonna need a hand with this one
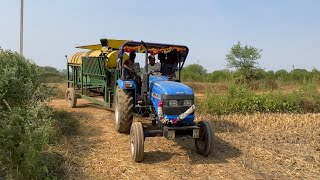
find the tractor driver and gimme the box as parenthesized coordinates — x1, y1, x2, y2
(147, 55, 161, 75)
(124, 51, 136, 71)
(161, 51, 178, 78)
(123, 51, 138, 79)
(123, 51, 142, 99)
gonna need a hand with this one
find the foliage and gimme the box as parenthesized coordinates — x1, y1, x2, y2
(226, 42, 262, 82)
(207, 70, 232, 82)
(181, 64, 208, 82)
(0, 104, 52, 179)
(182, 63, 320, 89)
(183, 64, 207, 75)
(38, 66, 66, 83)
(200, 82, 320, 115)
(274, 69, 289, 81)
(0, 49, 54, 179)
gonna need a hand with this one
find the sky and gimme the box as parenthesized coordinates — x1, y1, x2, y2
(0, 0, 319, 72)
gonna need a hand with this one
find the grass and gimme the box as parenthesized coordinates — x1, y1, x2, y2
(197, 82, 320, 115)
(195, 113, 320, 179)
(50, 109, 80, 141)
(47, 83, 67, 99)
(43, 109, 80, 179)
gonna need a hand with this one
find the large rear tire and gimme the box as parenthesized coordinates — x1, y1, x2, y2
(65, 88, 77, 108)
(195, 120, 214, 156)
(114, 87, 134, 133)
(130, 122, 144, 162)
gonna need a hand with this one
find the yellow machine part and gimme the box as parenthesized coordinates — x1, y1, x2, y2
(69, 50, 129, 68)
(69, 50, 101, 64)
(76, 39, 130, 50)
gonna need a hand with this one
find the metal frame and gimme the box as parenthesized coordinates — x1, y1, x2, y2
(67, 56, 118, 109)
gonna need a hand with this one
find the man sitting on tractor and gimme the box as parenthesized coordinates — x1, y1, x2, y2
(147, 55, 161, 75)
(124, 51, 136, 71)
(161, 51, 178, 78)
(124, 51, 140, 80)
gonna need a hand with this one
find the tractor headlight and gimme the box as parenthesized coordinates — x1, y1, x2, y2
(183, 100, 192, 106)
(168, 100, 178, 106)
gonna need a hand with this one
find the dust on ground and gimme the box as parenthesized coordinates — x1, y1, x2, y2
(49, 98, 320, 180)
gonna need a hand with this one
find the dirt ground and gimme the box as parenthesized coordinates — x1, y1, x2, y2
(49, 98, 320, 180)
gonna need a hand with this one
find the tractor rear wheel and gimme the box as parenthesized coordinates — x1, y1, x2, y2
(130, 122, 144, 162)
(65, 88, 77, 108)
(195, 120, 214, 156)
(114, 87, 134, 133)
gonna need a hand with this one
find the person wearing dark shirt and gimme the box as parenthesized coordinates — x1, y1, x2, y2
(161, 52, 178, 77)
(124, 51, 136, 71)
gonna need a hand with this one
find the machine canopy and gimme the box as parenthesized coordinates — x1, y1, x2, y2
(76, 39, 130, 50)
(118, 41, 189, 60)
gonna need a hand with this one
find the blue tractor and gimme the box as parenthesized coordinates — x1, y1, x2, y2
(66, 39, 214, 162)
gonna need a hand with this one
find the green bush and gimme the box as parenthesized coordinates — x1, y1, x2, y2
(208, 70, 232, 82)
(201, 82, 320, 115)
(182, 63, 320, 86)
(38, 66, 66, 83)
(0, 49, 54, 179)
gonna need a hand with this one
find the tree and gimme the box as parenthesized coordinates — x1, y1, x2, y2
(182, 64, 208, 81)
(183, 64, 207, 75)
(226, 42, 262, 82)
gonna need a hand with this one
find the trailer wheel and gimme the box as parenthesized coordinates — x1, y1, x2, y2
(195, 120, 214, 156)
(130, 122, 144, 162)
(65, 88, 77, 108)
(114, 87, 133, 133)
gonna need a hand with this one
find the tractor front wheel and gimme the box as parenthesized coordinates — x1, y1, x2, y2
(65, 88, 77, 108)
(195, 120, 214, 156)
(114, 87, 134, 133)
(130, 122, 144, 162)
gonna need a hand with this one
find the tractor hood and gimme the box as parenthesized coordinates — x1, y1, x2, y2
(151, 81, 193, 95)
(150, 80, 195, 124)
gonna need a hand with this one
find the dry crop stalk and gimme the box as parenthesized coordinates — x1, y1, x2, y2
(3, 99, 12, 112)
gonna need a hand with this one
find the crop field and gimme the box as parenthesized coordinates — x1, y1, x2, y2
(46, 83, 320, 179)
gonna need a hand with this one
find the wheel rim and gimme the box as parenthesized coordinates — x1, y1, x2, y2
(115, 96, 120, 125)
(196, 126, 207, 150)
(130, 132, 135, 157)
(67, 92, 72, 102)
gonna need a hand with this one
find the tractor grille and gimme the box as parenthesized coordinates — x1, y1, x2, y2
(161, 94, 194, 115)
(163, 106, 191, 115)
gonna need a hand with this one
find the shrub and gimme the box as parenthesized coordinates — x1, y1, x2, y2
(0, 49, 54, 179)
(38, 66, 66, 83)
(208, 70, 232, 82)
(201, 82, 320, 115)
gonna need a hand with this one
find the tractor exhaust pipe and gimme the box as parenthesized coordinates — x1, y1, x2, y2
(141, 40, 149, 101)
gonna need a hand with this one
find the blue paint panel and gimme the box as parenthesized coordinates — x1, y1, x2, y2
(150, 79, 195, 122)
(116, 80, 137, 89)
(149, 75, 168, 85)
(152, 81, 193, 95)
(150, 86, 163, 113)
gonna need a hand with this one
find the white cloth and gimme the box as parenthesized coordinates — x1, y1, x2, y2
(147, 63, 161, 73)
